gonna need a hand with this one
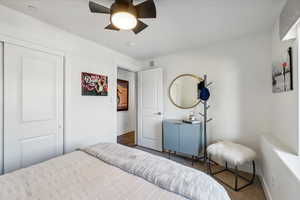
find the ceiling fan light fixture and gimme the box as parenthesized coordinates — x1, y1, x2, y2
(89, 0, 157, 34)
(111, 12, 137, 30)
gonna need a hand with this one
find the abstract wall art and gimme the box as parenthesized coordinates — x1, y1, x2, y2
(272, 46, 294, 93)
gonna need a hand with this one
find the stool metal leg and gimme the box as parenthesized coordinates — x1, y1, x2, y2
(236, 161, 256, 191)
(209, 159, 256, 192)
(250, 161, 256, 183)
(208, 154, 212, 174)
(234, 166, 238, 191)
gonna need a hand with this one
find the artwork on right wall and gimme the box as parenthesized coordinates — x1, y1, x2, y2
(272, 45, 294, 93)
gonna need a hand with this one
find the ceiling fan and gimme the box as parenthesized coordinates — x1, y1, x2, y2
(89, 0, 157, 34)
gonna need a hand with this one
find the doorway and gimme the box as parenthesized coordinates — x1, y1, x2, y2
(117, 67, 137, 147)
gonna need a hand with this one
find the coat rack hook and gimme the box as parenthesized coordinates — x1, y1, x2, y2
(206, 118, 213, 123)
(207, 82, 213, 87)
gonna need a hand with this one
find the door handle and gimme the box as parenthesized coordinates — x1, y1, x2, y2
(156, 112, 162, 115)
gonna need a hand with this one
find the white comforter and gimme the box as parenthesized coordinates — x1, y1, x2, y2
(0, 151, 185, 200)
(0, 144, 230, 200)
(83, 143, 231, 200)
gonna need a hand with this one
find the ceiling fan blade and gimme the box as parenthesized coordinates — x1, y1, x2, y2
(105, 24, 120, 31)
(135, 0, 156, 18)
(132, 20, 148, 34)
(89, 1, 111, 14)
(115, 0, 132, 3)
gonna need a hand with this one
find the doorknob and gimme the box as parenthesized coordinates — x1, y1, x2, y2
(156, 112, 162, 115)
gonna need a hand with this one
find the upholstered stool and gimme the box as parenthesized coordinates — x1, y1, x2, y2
(207, 141, 256, 191)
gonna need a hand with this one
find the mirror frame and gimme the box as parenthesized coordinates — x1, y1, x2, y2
(168, 74, 203, 109)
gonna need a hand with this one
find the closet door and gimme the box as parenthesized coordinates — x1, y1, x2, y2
(4, 43, 64, 173)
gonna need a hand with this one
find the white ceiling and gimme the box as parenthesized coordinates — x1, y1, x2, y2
(0, 0, 286, 60)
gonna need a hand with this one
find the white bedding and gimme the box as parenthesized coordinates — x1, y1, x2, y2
(0, 144, 230, 200)
(83, 143, 231, 200)
(0, 151, 185, 200)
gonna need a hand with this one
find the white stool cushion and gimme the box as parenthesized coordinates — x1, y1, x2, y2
(207, 141, 256, 166)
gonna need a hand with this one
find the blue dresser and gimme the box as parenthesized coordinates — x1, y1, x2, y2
(163, 120, 203, 158)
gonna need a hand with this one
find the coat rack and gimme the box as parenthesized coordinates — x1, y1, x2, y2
(198, 74, 213, 162)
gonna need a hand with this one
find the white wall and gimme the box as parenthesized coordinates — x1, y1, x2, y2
(117, 68, 136, 136)
(259, 20, 300, 200)
(270, 21, 298, 154)
(149, 28, 300, 200)
(0, 4, 142, 172)
(260, 134, 300, 200)
(149, 32, 272, 167)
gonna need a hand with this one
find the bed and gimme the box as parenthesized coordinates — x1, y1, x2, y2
(0, 143, 230, 200)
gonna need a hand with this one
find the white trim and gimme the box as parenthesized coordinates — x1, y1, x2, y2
(62, 56, 67, 154)
(137, 70, 142, 147)
(0, 33, 65, 57)
(259, 175, 272, 200)
(297, 25, 300, 156)
(0, 42, 3, 175)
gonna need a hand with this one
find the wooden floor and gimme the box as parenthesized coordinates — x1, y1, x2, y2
(134, 146, 266, 200)
(117, 131, 135, 147)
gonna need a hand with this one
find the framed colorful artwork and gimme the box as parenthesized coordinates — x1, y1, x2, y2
(81, 72, 108, 96)
(117, 79, 129, 111)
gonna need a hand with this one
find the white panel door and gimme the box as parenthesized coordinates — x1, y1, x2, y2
(138, 68, 163, 151)
(4, 43, 64, 173)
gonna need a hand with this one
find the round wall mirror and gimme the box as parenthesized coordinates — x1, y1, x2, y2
(169, 74, 203, 109)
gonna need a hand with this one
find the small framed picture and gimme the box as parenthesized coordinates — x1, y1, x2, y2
(117, 79, 129, 111)
(272, 46, 294, 93)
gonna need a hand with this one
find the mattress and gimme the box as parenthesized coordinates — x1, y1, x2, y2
(0, 151, 186, 200)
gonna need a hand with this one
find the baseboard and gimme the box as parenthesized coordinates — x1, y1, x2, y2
(118, 131, 134, 136)
(259, 175, 272, 200)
